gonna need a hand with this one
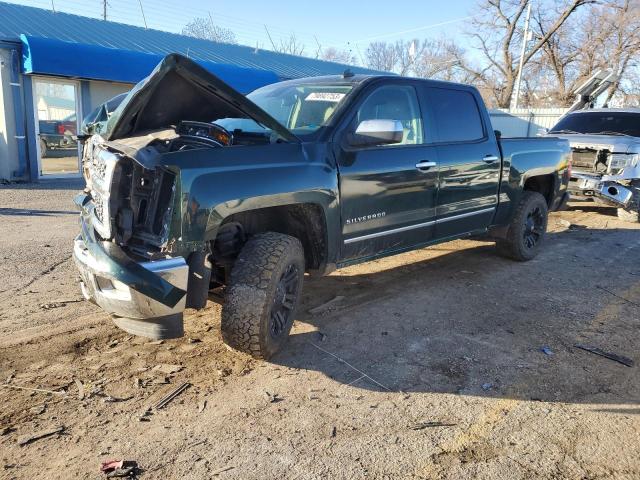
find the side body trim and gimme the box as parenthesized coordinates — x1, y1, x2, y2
(344, 207, 495, 244)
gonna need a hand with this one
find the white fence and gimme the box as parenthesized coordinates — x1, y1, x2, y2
(489, 108, 569, 137)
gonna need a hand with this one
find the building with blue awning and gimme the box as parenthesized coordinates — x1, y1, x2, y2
(0, 1, 382, 181)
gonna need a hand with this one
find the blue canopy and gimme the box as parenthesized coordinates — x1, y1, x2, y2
(20, 35, 280, 94)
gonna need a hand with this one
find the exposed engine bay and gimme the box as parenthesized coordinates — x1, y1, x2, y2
(82, 120, 271, 260)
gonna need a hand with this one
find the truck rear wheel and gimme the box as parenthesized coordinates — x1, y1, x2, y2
(496, 191, 548, 261)
(221, 232, 305, 359)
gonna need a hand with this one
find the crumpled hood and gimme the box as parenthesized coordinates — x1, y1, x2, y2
(552, 133, 640, 154)
(105, 53, 298, 143)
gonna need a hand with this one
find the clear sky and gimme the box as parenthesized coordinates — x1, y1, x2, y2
(6, 0, 478, 61)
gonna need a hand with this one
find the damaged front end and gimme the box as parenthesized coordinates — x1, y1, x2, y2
(74, 134, 189, 339)
(568, 144, 640, 208)
(73, 53, 296, 339)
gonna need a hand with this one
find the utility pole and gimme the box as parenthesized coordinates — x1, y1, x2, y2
(102, 0, 107, 21)
(511, 1, 532, 111)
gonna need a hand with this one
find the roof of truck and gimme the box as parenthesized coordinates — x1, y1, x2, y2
(568, 108, 640, 114)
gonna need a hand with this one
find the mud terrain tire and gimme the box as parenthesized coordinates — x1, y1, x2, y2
(496, 191, 548, 261)
(221, 232, 305, 359)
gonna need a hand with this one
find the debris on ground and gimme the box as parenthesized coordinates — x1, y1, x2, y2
(152, 364, 183, 375)
(317, 331, 327, 342)
(308, 296, 345, 315)
(211, 465, 235, 476)
(409, 421, 457, 430)
(137, 408, 152, 422)
(557, 219, 572, 228)
(1, 384, 66, 396)
(17, 425, 65, 446)
(75, 379, 85, 400)
(100, 460, 140, 478)
(29, 404, 46, 415)
(198, 400, 207, 413)
(574, 344, 634, 367)
(102, 394, 133, 403)
(101, 460, 124, 472)
(331, 426, 337, 438)
(39, 301, 67, 310)
(541, 346, 554, 356)
(481, 382, 493, 391)
(155, 382, 190, 409)
(264, 391, 282, 403)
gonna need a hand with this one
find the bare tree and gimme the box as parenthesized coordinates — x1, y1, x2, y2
(413, 39, 468, 82)
(531, 0, 640, 107)
(320, 47, 356, 65)
(365, 41, 398, 72)
(456, 0, 594, 108)
(182, 17, 237, 44)
(273, 34, 306, 56)
(364, 38, 468, 81)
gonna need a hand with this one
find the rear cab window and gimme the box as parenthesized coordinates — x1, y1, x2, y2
(425, 87, 485, 143)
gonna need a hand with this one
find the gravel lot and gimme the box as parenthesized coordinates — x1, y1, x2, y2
(0, 181, 639, 480)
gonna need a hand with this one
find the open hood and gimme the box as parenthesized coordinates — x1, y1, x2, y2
(105, 54, 298, 143)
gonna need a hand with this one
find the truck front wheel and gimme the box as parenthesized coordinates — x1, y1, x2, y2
(221, 232, 305, 359)
(496, 191, 548, 261)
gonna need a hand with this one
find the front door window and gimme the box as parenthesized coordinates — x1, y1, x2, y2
(33, 79, 81, 176)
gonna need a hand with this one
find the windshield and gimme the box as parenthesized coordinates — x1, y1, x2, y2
(550, 111, 640, 137)
(215, 82, 353, 139)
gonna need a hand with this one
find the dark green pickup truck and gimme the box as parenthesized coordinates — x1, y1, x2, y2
(74, 54, 571, 359)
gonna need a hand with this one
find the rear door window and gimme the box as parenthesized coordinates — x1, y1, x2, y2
(427, 88, 485, 143)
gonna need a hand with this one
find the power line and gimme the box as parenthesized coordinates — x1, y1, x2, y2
(356, 16, 473, 42)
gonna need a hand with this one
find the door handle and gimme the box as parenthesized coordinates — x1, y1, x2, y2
(483, 155, 500, 163)
(415, 161, 437, 170)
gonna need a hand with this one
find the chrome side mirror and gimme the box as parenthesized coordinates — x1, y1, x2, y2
(350, 119, 404, 147)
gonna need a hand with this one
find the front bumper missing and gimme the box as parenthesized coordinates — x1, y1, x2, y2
(73, 193, 188, 339)
(569, 173, 633, 207)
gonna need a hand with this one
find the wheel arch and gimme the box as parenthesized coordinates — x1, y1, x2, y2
(209, 199, 333, 272)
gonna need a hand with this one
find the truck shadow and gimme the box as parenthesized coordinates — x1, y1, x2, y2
(270, 226, 640, 405)
(567, 203, 619, 217)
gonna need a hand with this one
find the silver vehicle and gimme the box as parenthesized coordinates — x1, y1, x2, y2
(549, 108, 640, 222)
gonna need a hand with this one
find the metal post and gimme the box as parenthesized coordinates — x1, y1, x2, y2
(511, 1, 531, 111)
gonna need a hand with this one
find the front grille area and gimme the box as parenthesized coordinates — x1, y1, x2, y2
(85, 137, 176, 257)
(88, 147, 120, 239)
(571, 150, 597, 170)
(93, 193, 105, 224)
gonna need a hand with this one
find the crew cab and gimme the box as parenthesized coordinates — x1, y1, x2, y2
(548, 108, 640, 222)
(73, 54, 570, 359)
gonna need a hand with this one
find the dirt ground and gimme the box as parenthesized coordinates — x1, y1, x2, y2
(0, 180, 639, 480)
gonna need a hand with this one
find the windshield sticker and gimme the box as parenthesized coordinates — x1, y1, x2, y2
(305, 92, 346, 102)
